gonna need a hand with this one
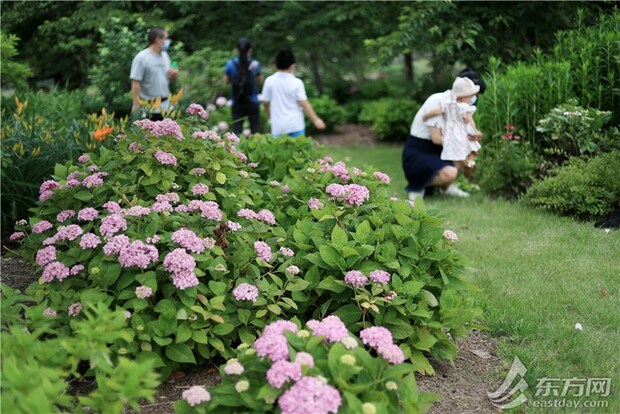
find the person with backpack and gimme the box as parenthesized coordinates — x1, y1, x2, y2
(224, 37, 264, 135)
(261, 49, 325, 138)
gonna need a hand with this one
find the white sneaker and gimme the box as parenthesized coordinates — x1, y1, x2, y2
(440, 184, 470, 198)
(408, 189, 425, 200)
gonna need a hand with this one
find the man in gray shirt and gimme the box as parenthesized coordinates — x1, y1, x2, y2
(130, 27, 179, 120)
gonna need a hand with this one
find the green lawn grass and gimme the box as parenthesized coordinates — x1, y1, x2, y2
(325, 144, 620, 412)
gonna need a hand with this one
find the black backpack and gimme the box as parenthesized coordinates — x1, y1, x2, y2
(232, 61, 253, 103)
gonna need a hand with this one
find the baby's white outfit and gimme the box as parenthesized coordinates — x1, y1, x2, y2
(440, 96, 481, 161)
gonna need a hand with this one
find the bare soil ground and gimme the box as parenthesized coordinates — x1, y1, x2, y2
(1, 250, 504, 414)
(314, 123, 381, 147)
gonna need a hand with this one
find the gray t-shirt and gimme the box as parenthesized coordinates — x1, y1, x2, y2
(130, 48, 171, 103)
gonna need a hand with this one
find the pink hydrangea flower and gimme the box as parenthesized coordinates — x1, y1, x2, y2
(295, 352, 315, 368)
(163, 248, 199, 290)
(377, 343, 405, 364)
(286, 265, 300, 275)
(226, 221, 242, 231)
(135, 285, 153, 299)
(66, 305, 87, 324)
(237, 209, 257, 219)
(344, 270, 367, 287)
(56, 210, 75, 222)
(278, 376, 342, 414)
(182, 386, 211, 407)
(79, 232, 101, 249)
(100, 214, 127, 237)
(9, 232, 25, 241)
(254, 333, 289, 361)
(215, 96, 227, 106)
(233, 283, 259, 302)
(373, 171, 391, 184)
(151, 201, 173, 213)
(78, 154, 90, 163)
(103, 235, 130, 256)
(32, 220, 53, 233)
(309, 315, 348, 343)
(146, 235, 160, 244)
(256, 209, 276, 225)
(224, 361, 244, 375)
(443, 230, 458, 242)
(263, 320, 298, 337)
(70, 264, 84, 275)
(385, 291, 398, 301)
(171, 229, 205, 254)
(134, 118, 184, 141)
(55, 224, 83, 241)
(118, 241, 159, 269)
(82, 172, 108, 188)
(154, 150, 178, 166)
(186, 103, 208, 119)
(103, 201, 122, 214)
(359, 326, 393, 348)
(191, 183, 209, 195)
(77, 207, 98, 222)
(369, 270, 391, 284)
(43, 307, 57, 317)
(40, 180, 60, 194)
(192, 130, 220, 140)
(202, 237, 216, 249)
(329, 161, 351, 182)
(124, 205, 151, 217)
(281, 184, 290, 194)
(36, 246, 57, 267)
(42, 261, 71, 282)
(156, 193, 181, 204)
(308, 198, 324, 210)
(217, 121, 229, 131)
(254, 241, 272, 262)
(128, 142, 142, 153)
(190, 167, 207, 176)
(266, 360, 302, 388)
(279, 247, 295, 257)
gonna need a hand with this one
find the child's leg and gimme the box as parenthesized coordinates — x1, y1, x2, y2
(463, 152, 477, 178)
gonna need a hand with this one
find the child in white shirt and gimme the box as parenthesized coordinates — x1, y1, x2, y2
(261, 49, 325, 137)
(423, 77, 482, 176)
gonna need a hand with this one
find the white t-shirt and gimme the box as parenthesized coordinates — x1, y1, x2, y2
(130, 48, 172, 112)
(409, 90, 450, 140)
(261, 72, 308, 136)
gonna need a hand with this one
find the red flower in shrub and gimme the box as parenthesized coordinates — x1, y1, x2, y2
(505, 125, 515, 131)
(502, 133, 513, 140)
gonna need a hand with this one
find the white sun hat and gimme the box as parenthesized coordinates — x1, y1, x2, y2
(451, 77, 480, 98)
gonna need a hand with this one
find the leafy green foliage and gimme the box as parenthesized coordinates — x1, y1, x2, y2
(1, 285, 160, 414)
(0, 93, 123, 232)
(177, 47, 230, 107)
(90, 17, 150, 116)
(359, 98, 420, 141)
(477, 131, 543, 198)
(535, 100, 615, 160)
(13, 114, 480, 377)
(523, 150, 620, 218)
(0, 33, 32, 90)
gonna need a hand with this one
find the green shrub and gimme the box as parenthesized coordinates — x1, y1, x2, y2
(12, 114, 481, 377)
(173, 317, 438, 413)
(1, 285, 159, 414)
(523, 150, 620, 218)
(177, 47, 230, 108)
(477, 10, 620, 141)
(0, 33, 32, 91)
(306, 95, 346, 134)
(359, 98, 419, 141)
(535, 99, 613, 160)
(477, 129, 544, 198)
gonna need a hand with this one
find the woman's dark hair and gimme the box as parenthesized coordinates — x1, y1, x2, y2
(275, 49, 296, 70)
(458, 67, 486, 94)
(237, 37, 252, 75)
(148, 27, 166, 45)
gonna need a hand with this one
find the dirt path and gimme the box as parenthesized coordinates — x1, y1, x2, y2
(314, 123, 379, 147)
(1, 253, 504, 414)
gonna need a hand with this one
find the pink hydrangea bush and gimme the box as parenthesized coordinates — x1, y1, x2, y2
(173, 316, 437, 414)
(13, 114, 480, 376)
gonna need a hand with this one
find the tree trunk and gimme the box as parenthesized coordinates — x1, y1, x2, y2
(308, 52, 324, 96)
(403, 51, 413, 82)
(431, 51, 441, 87)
